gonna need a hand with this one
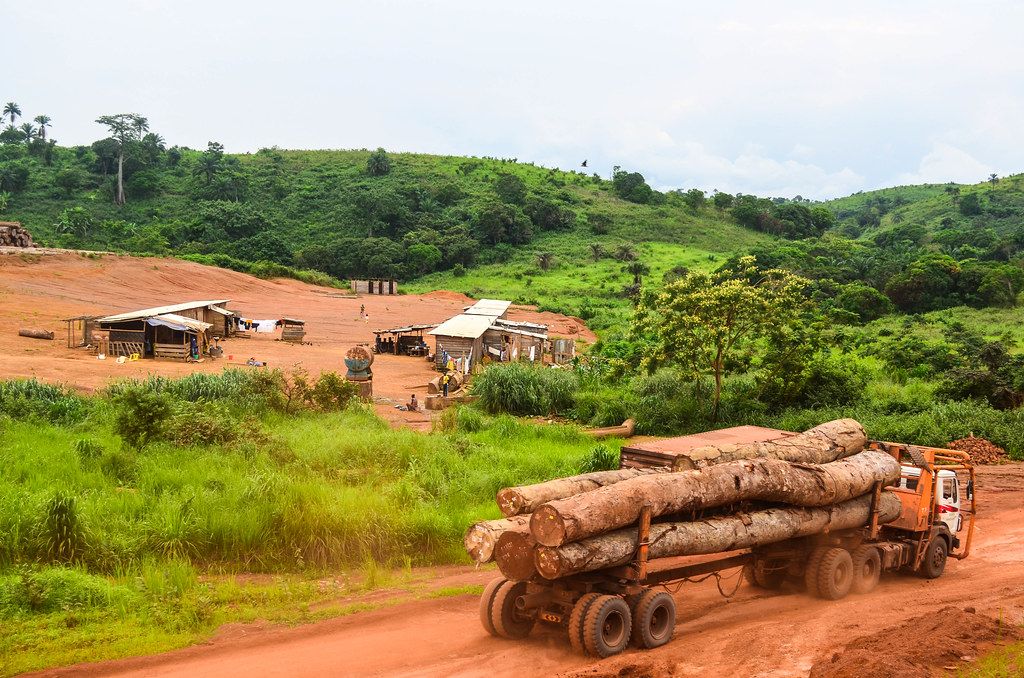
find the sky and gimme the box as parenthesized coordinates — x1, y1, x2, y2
(4, 1, 1022, 199)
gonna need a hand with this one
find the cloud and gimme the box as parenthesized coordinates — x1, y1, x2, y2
(895, 143, 996, 185)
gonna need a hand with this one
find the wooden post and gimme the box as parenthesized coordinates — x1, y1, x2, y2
(637, 504, 652, 581)
(868, 482, 882, 540)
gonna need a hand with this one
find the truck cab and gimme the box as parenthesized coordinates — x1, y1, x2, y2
(893, 467, 963, 536)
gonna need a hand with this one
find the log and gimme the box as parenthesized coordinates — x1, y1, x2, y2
(531, 451, 900, 547)
(494, 530, 538, 581)
(463, 514, 531, 563)
(534, 492, 902, 579)
(18, 328, 54, 340)
(496, 466, 668, 517)
(671, 419, 866, 471)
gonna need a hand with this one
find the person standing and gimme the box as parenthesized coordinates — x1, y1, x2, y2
(441, 371, 450, 398)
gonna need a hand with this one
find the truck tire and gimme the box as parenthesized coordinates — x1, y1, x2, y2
(631, 590, 676, 649)
(803, 546, 829, 597)
(479, 577, 506, 636)
(918, 536, 948, 579)
(851, 545, 881, 594)
(583, 595, 632, 658)
(489, 579, 534, 639)
(816, 547, 854, 600)
(568, 592, 603, 655)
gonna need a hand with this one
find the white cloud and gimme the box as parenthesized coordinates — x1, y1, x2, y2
(895, 143, 996, 185)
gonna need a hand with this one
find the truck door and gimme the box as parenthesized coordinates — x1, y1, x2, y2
(937, 474, 961, 534)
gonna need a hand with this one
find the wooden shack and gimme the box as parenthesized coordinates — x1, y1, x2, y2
(98, 300, 234, 340)
(97, 313, 212, 360)
(463, 298, 511, 319)
(482, 319, 547, 363)
(351, 279, 398, 295)
(552, 337, 576, 364)
(62, 315, 100, 348)
(429, 314, 492, 371)
(373, 323, 435, 355)
(280, 318, 306, 343)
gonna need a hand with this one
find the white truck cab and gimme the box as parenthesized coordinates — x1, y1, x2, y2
(894, 466, 963, 535)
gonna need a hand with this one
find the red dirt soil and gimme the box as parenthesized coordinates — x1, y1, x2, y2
(32, 464, 1024, 678)
(0, 252, 594, 414)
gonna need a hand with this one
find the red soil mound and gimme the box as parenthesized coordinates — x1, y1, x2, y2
(948, 435, 1009, 464)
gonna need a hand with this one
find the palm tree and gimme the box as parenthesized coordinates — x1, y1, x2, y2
(626, 260, 650, 285)
(614, 243, 637, 261)
(33, 115, 51, 140)
(988, 173, 998, 186)
(2, 102, 20, 126)
(19, 123, 36, 146)
(589, 243, 604, 261)
(536, 252, 555, 271)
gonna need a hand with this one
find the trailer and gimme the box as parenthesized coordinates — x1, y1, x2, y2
(478, 441, 976, 657)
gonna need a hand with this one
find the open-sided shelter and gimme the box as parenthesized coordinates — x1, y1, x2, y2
(374, 323, 435, 355)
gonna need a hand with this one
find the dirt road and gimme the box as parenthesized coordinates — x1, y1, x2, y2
(0, 252, 593, 408)
(40, 464, 1024, 678)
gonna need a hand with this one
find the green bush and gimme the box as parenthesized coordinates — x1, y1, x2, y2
(0, 565, 129, 614)
(577, 445, 619, 474)
(113, 387, 174, 449)
(0, 379, 89, 424)
(165, 402, 241, 447)
(309, 372, 358, 411)
(472, 363, 579, 416)
(39, 491, 86, 564)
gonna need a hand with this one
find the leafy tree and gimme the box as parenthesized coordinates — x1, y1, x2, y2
(634, 256, 812, 419)
(366, 147, 391, 176)
(474, 202, 532, 246)
(712, 191, 734, 210)
(0, 160, 30, 192)
(95, 113, 149, 205)
(353, 185, 411, 238)
(113, 388, 173, 450)
(959, 192, 982, 216)
(810, 206, 837, 232)
(194, 141, 225, 184)
(495, 173, 527, 204)
(612, 169, 654, 204)
(944, 184, 961, 206)
(232, 231, 293, 265)
(54, 168, 86, 197)
(19, 123, 36, 146)
(2, 102, 20, 126)
(33, 115, 51, 140)
(988, 173, 998, 185)
(883, 254, 960, 312)
(525, 196, 575, 230)
(977, 264, 1024, 307)
(406, 243, 442, 275)
(536, 251, 555, 271)
(834, 283, 895, 322)
(680, 188, 705, 212)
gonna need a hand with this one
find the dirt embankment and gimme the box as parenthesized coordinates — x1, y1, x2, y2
(34, 463, 1024, 678)
(0, 252, 593, 407)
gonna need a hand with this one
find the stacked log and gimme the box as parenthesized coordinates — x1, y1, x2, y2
(0, 222, 36, 248)
(464, 419, 901, 582)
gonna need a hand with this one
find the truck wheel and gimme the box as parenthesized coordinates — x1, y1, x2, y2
(816, 547, 854, 600)
(631, 590, 676, 649)
(489, 580, 534, 639)
(803, 546, 829, 597)
(583, 595, 632, 658)
(568, 592, 602, 654)
(479, 577, 506, 636)
(851, 546, 881, 594)
(918, 537, 948, 579)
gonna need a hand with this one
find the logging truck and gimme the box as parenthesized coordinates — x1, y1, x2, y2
(478, 440, 976, 658)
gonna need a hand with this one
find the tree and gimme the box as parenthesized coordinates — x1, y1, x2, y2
(2, 102, 20, 126)
(612, 169, 654, 204)
(536, 251, 555, 271)
(944, 184, 961, 206)
(680, 188, 705, 212)
(95, 113, 149, 205)
(959, 192, 982, 216)
(33, 115, 51, 140)
(988, 173, 998, 186)
(589, 243, 604, 261)
(712, 191, 734, 210)
(18, 123, 35, 146)
(194, 141, 225, 184)
(614, 243, 637, 261)
(495, 174, 527, 205)
(474, 202, 533, 246)
(634, 256, 812, 420)
(406, 243, 442, 275)
(366, 147, 391, 176)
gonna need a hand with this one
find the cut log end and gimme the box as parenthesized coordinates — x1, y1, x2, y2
(534, 546, 565, 580)
(496, 488, 524, 517)
(530, 506, 568, 548)
(463, 523, 498, 563)
(494, 531, 537, 581)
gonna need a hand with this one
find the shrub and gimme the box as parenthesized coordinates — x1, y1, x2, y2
(39, 491, 86, 564)
(0, 379, 89, 424)
(472, 363, 579, 416)
(309, 372, 359, 411)
(113, 387, 174, 449)
(629, 369, 705, 434)
(366, 147, 391, 176)
(165, 402, 241, 447)
(451, 263, 466, 277)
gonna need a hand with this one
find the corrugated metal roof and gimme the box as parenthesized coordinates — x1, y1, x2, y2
(429, 314, 494, 339)
(99, 300, 231, 323)
(208, 305, 234, 316)
(374, 323, 436, 335)
(464, 299, 512, 317)
(493, 318, 548, 332)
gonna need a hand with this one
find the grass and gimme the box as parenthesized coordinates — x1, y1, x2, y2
(958, 641, 1024, 677)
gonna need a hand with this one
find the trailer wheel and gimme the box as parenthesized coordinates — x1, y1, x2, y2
(918, 537, 948, 579)
(815, 547, 854, 600)
(583, 595, 632, 658)
(631, 590, 676, 649)
(803, 546, 829, 596)
(568, 592, 603, 655)
(479, 577, 506, 636)
(851, 545, 881, 594)
(489, 580, 534, 639)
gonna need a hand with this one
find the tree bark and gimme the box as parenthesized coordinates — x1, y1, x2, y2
(463, 514, 530, 563)
(116, 151, 125, 205)
(671, 418, 866, 471)
(531, 450, 898, 547)
(497, 467, 667, 517)
(534, 492, 902, 579)
(494, 530, 538, 581)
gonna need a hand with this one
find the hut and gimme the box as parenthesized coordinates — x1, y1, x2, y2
(429, 314, 493, 371)
(97, 312, 212, 360)
(280, 318, 306, 343)
(552, 337, 576, 364)
(482, 319, 547, 363)
(98, 300, 235, 339)
(373, 323, 435, 356)
(351, 279, 398, 295)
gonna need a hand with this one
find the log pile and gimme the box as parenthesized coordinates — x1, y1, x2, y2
(464, 419, 903, 582)
(0, 222, 35, 248)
